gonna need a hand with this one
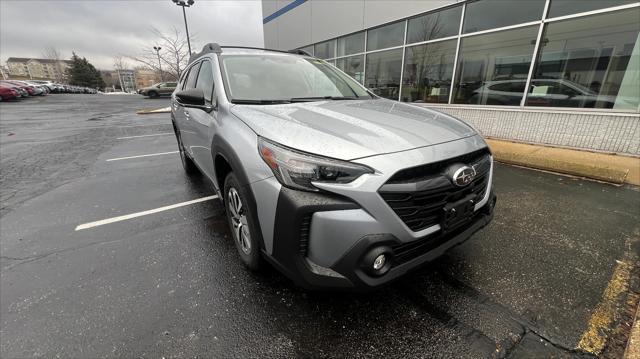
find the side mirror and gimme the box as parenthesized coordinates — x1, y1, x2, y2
(175, 88, 213, 112)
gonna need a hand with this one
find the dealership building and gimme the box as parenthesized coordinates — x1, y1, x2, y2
(262, 0, 640, 156)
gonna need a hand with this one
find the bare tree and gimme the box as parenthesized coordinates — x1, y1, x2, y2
(403, 15, 449, 102)
(127, 27, 192, 81)
(113, 55, 129, 90)
(113, 55, 128, 72)
(42, 46, 66, 83)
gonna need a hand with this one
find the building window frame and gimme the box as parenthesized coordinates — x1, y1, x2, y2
(298, 0, 640, 112)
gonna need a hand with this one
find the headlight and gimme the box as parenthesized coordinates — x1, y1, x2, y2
(258, 137, 374, 192)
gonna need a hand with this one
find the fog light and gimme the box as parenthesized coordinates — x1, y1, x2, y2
(373, 254, 386, 270)
(361, 246, 393, 276)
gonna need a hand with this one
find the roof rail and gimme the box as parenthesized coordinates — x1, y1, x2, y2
(220, 46, 314, 57)
(188, 44, 314, 63)
(288, 49, 311, 56)
(188, 43, 223, 63)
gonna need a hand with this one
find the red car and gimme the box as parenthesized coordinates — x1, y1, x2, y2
(0, 81, 29, 97)
(0, 85, 20, 101)
(3, 80, 42, 96)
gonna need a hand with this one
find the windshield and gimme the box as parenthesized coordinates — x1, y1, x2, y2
(220, 54, 372, 103)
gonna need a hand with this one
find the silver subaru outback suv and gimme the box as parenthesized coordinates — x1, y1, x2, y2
(171, 43, 496, 290)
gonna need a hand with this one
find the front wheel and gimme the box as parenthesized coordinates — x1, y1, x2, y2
(224, 172, 262, 271)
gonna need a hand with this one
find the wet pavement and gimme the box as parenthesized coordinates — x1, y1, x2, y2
(1, 94, 639, 358)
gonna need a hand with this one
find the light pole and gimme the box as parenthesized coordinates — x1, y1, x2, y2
(172, 0, 194, 55)
(153, 46, 163, 82)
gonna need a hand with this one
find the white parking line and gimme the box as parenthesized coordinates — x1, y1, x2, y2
(106, 151, 178, 162)
(75, 195, 218, 231)
(117, 133, 173, 140)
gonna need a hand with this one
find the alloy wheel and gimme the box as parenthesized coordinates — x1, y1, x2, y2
(227, 187, 251, 254)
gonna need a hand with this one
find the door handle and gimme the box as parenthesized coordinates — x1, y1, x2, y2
(184, 110, 190, 119)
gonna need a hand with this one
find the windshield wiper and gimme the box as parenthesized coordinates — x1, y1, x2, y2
(289, 96, 360, 102)
(231, 99, 291, 105)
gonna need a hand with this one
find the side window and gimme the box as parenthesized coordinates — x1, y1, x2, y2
(180, 69, 190, 90)
(489, 82, 513, 92)
(185, 63, 201, 89)
(195, 60, 215, 104)
(558, 83, 579, 96)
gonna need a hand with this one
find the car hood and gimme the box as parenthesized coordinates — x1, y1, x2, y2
(230, 99, 476, 160)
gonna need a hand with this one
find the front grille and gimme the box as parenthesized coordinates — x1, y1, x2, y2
(387, 148, 490, 184)
(391, 211, 482, 265)
(379, 149, 491, 232)
(299, 214, 312, 255)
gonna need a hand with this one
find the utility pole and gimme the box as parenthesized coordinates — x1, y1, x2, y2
(153, 46, 163, 82)
(172, 0, 194, 55)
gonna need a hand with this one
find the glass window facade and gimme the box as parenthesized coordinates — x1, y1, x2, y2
(314, 40, 335, 59)
(336, 55, 364, 84)
(338, 32, 365, 57)
(301, 0, 639, 112)
(365, 49, 403, 99)
(548, 0, 636, 18)
(463, 0, 545, 33)
(366, 21, 405, 51)
(453, 26, 538, 105)
(527, 8, 640, 110)
(401, 40, 457, 103)
(407, 5, 462, 43)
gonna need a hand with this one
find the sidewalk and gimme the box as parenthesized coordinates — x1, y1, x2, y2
(486, 139, 640, 186)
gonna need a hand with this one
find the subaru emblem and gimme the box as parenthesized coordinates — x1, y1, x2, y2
(452, 165, 476, 187)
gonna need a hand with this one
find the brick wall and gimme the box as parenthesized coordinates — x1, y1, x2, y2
(427, 105, 640, 156)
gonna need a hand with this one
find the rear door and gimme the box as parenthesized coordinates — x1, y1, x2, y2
(189, 59, 216, 178)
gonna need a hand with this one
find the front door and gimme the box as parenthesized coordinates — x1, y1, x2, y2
(189, 59, 216, 179)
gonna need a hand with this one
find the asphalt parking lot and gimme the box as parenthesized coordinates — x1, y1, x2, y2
(1, 94, 638, 358)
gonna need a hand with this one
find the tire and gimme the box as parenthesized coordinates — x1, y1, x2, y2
(224, 172, 262, 271)
(173, 122, 199, 176)
(148, 91, 159, 98)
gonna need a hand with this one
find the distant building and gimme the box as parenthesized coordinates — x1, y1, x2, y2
(134, 68, 159, 89)
(6, 57, 71, 82)
(114, 69, 136, 92)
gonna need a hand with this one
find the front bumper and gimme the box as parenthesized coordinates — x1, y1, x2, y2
(264, 186, 496, 290)
(254, 135, 495, 290)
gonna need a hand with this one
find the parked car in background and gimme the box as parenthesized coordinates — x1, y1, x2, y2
(0, 85, 20, 101)
(24, 81, 50, 94)
(0, 81, 31, 97)
(140, 82, 177, 98)
(29, 80, 61, 93)
(0, 80, 97, 99)
(0, 81, 29, 97)
(468, 79, 630, 108)
(4, 80, 45, 96)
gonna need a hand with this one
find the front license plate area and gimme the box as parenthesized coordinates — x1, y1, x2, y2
(442, 194, 476, 232)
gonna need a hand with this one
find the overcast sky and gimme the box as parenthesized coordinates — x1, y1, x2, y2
(0, 0, 264, 70)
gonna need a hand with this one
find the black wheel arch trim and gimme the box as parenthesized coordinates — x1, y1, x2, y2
(211, 134, 267, 252)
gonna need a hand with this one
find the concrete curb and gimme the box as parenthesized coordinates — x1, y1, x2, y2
(136, 107, 171, 115)
(486, 139, 640, 186)
(625, 304, 640, 359)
